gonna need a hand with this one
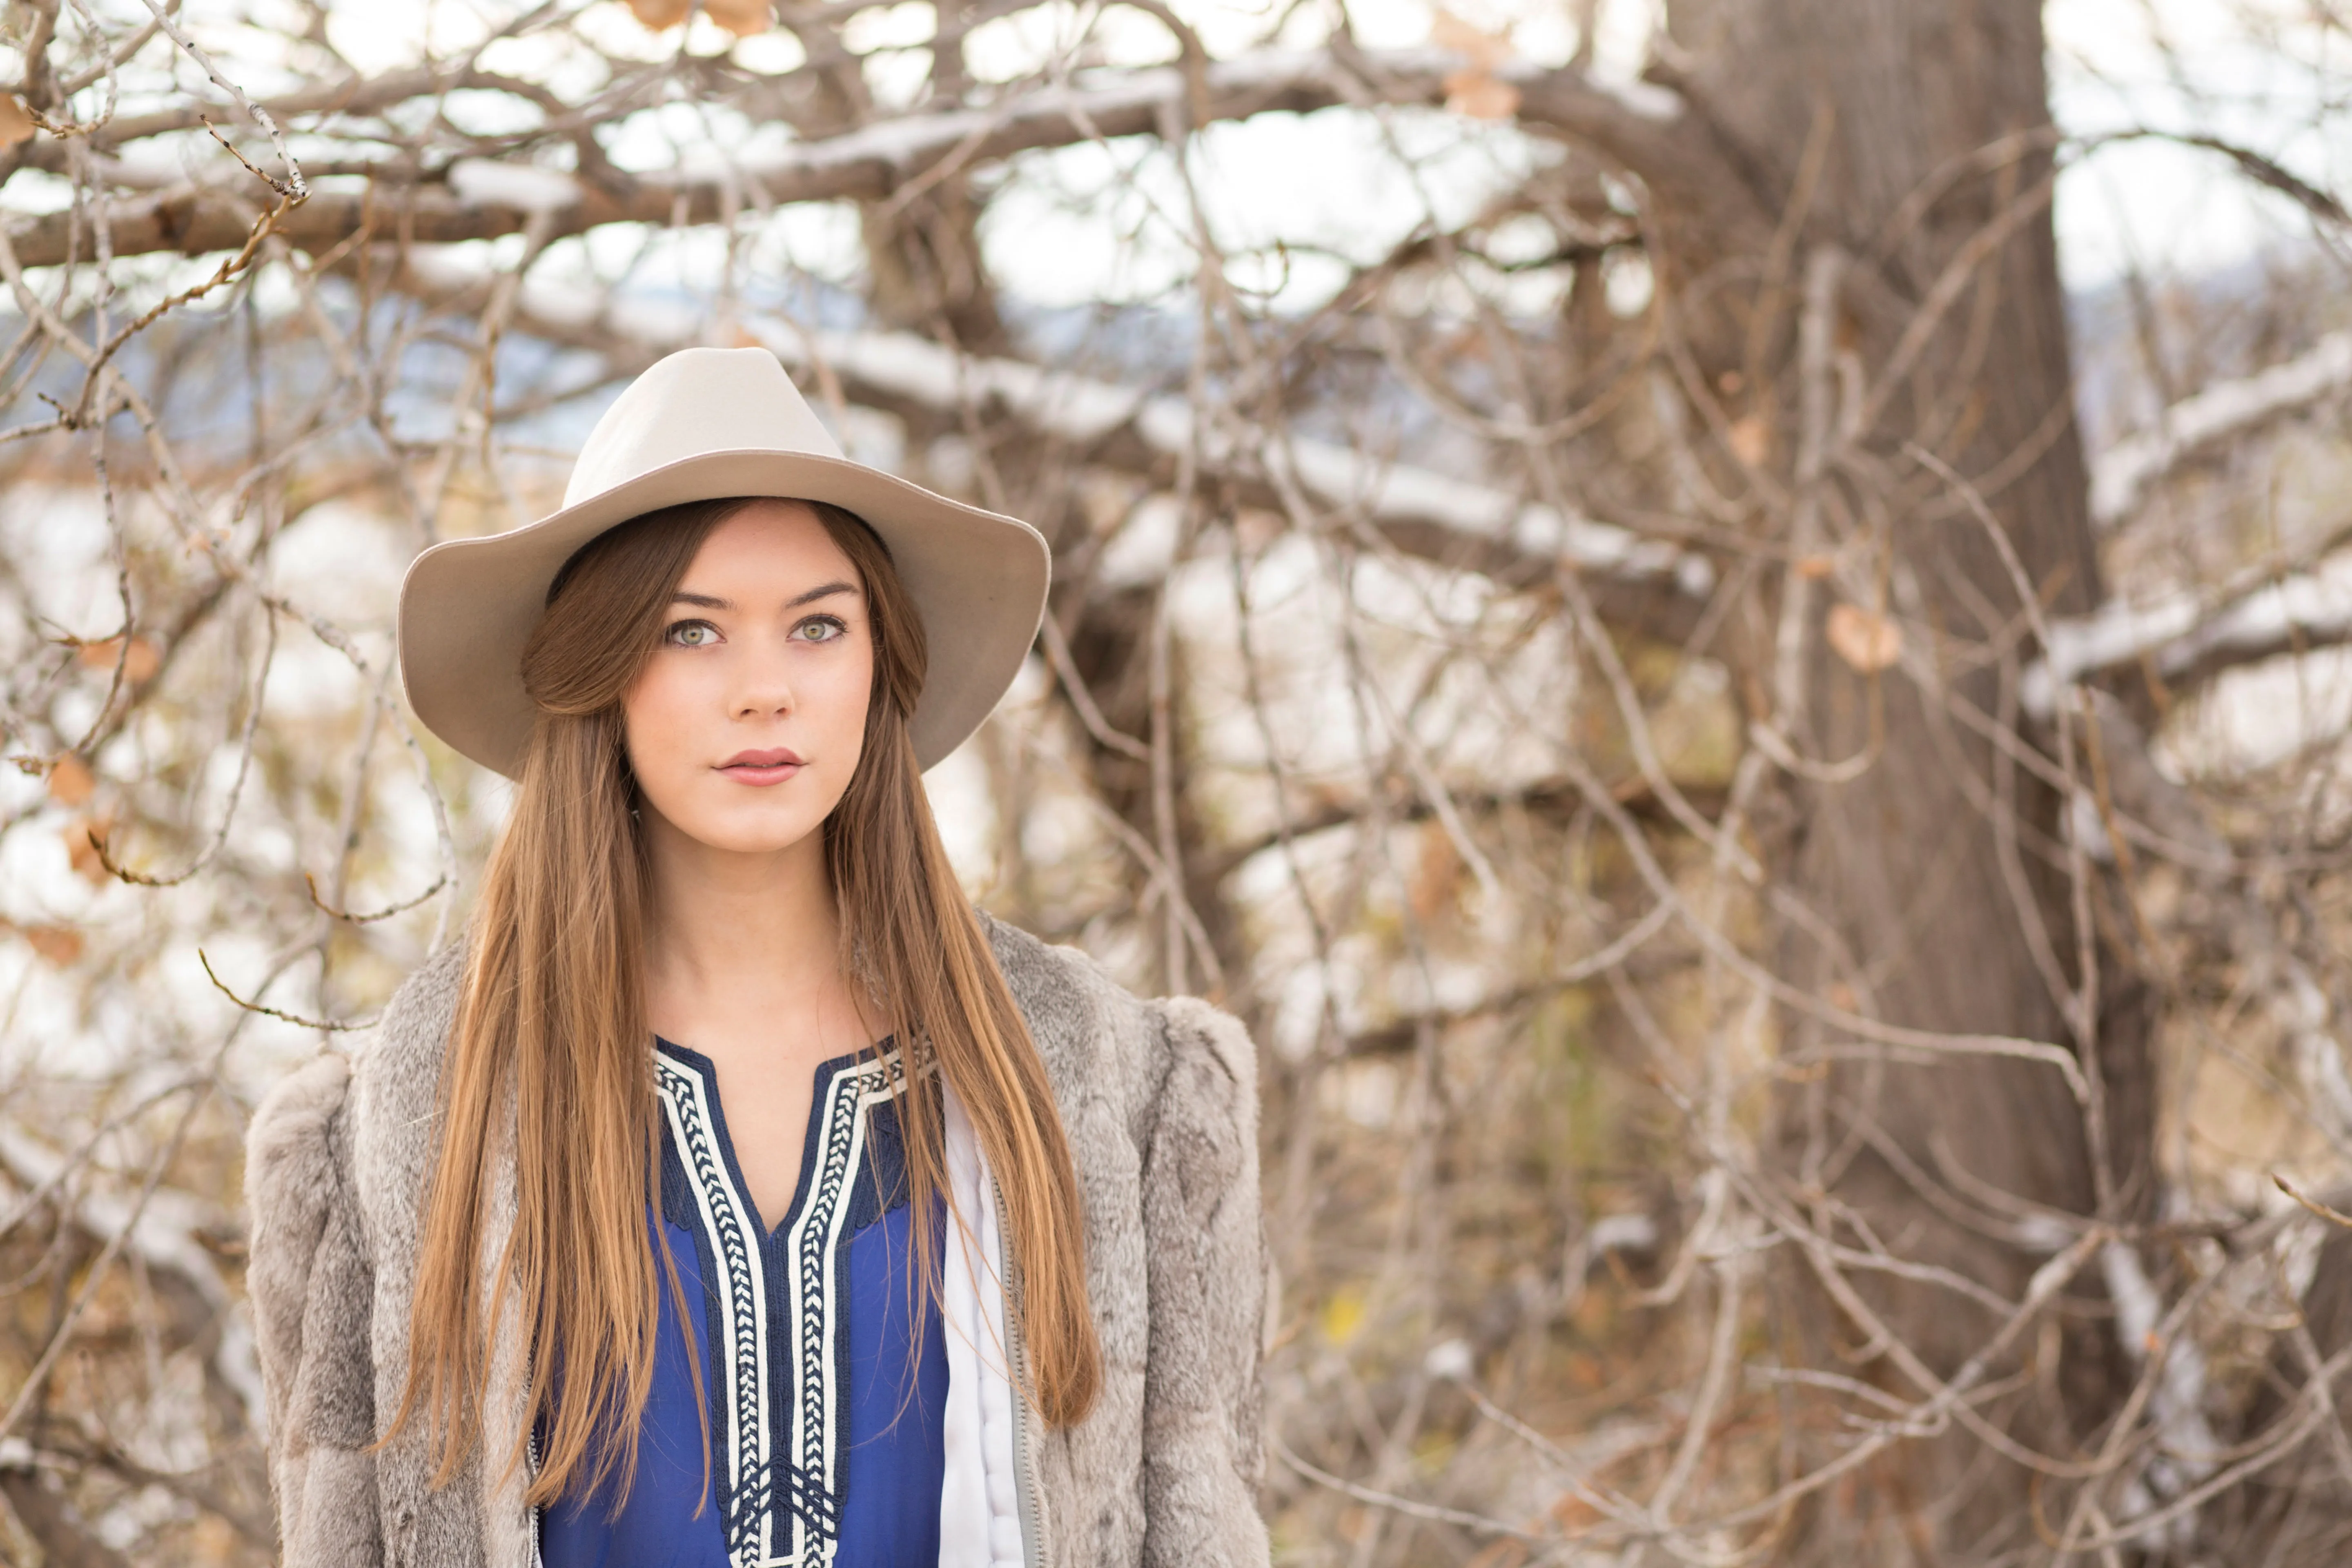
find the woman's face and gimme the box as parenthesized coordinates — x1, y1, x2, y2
(621, 500, 874, 858)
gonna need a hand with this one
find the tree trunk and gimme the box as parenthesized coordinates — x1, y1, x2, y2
(1663, 0, 2158, 1552)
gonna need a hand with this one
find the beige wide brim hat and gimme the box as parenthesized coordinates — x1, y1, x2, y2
(399, 346, 1050, 777)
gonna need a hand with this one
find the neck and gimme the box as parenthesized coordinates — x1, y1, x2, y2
(638, 810, 842, 1004)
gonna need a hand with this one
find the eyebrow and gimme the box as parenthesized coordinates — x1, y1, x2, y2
(670, 580, 861, 611)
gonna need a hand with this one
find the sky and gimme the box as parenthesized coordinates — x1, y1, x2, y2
(2043, 0, 2346, 287)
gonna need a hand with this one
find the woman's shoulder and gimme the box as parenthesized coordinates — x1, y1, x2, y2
(249, 939, 463, 1152)
(980, 913, 1144, 1033)
(246, 1050, 356, 1223)
(978, 912, 1258, 1124)
(272, 937, 470, 1206)
(354, 938, 468, 1098)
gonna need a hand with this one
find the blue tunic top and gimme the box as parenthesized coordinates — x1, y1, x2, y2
(539, 1040, 947, 1568)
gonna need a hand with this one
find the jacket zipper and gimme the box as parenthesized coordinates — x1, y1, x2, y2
(993, 1180, 1047, 1568)
(526, 1420, 546, 1568)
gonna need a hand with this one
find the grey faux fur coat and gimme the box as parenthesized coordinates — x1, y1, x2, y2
(244, 917, 1272, 1568)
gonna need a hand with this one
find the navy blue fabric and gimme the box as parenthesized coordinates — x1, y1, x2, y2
(537, 1210, 726, 1568)
(837, 1199, 948, 1563)
(539, 1042, 946, 1568)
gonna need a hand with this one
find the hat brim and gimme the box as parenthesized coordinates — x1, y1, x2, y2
(398, 450, 1050, 778)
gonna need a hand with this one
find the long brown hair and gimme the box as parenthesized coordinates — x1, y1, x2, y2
(389, 496, 1099, 1507)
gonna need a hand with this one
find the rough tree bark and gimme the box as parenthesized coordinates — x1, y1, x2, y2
(1660, 0, 2157, 1553)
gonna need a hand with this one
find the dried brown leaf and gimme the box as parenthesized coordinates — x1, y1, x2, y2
(17, 923, 84, 967)
(78, 635, 162, 682)
(1429, 8, 1510, 68)
(66, 815, 114, 885)
(1409, 825, 1462, 920)
(48, 754, 95, 806)
(703, 0, 773, 34)
(0, 96, 34, 148)
(1443, 70, 1521, 120)
(1727, 414, 1770, 468)
(626, 0, 693, 29)
(1826, 602, 1902, 673)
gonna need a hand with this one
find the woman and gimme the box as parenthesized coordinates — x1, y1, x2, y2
(243, 347, 1270, 1568)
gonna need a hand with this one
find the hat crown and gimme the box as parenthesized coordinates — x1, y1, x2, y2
(561, 345, 842, 510)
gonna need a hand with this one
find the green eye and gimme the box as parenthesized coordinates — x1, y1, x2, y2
(666, 620, 719, 647)
(797, 616, 848, 643)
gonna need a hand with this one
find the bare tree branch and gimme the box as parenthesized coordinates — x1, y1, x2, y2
(2092, 329, 2352, 529)
(2025, 556, 2352, 717)
(5, 49, 1693, 268)
(392, 248, 1719, 605)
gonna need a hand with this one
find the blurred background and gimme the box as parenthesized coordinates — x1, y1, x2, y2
(0, 0, 2348, 1561)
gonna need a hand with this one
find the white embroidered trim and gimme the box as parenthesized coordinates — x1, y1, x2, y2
(656, 1049, 906, 1568)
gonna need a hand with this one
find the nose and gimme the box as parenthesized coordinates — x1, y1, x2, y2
(727, 639, 796, 720)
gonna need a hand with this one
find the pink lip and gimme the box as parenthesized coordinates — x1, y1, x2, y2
(718, 747, 806, 784)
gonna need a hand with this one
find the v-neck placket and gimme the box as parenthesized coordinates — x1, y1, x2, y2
(652, 1040, 908, 1568)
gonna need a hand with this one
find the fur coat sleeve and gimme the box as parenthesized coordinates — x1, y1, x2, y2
(245, 1049, 387, 1564)
(978, 918, 1273, 1568)
(1135, 996, 1270, 1568)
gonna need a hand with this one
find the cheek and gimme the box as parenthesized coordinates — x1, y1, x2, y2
(817, 646, 876, 770)
(619, 661, 695, 784)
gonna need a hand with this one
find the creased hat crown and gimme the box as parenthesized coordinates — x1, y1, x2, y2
(562, 346, 844, 509)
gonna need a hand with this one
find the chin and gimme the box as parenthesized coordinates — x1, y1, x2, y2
(670, 803, 831, 857)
